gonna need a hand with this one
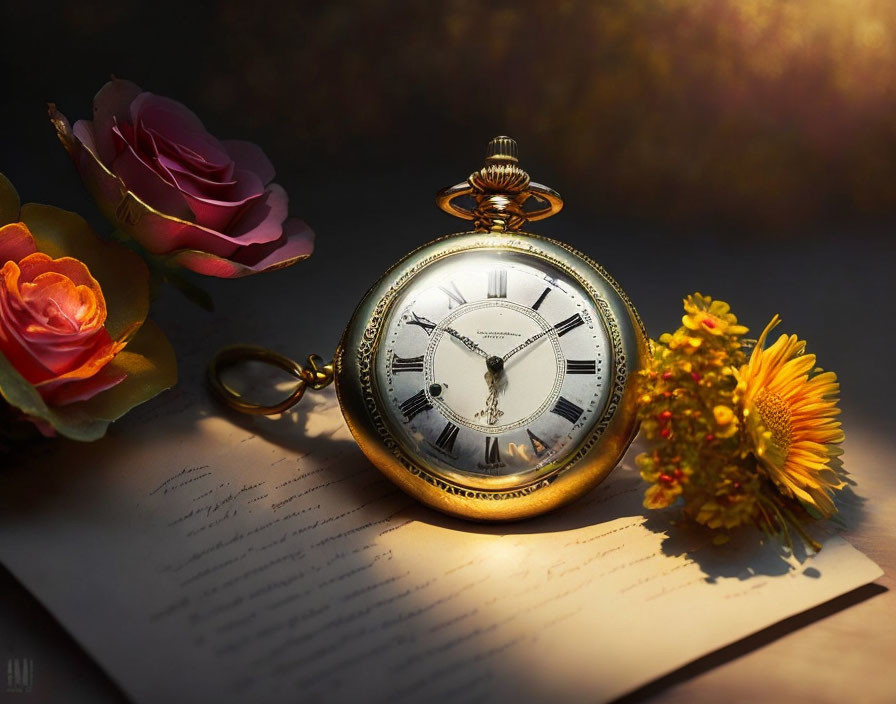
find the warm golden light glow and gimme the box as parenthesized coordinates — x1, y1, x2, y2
(200, 0, 896, 227)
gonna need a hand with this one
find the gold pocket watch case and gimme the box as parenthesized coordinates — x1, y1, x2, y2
(335, 137, 649, 521)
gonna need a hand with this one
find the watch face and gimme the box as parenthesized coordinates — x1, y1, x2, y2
(373, 249, 612, 488)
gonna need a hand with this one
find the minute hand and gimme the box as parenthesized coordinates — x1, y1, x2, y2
(442, 326, 490, 359)
(502, 329, 550, 362)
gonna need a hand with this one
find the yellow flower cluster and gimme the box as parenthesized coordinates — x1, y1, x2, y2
(636, 293, 845, 550)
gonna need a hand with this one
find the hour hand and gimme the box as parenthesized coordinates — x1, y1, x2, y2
(442, 326, 489, 359)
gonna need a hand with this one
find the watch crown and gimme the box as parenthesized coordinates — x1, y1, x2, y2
(436, 136, 562, 231)
(485, 136, 518, 164)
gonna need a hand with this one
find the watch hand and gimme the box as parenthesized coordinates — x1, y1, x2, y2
(474, 369, 505, 426)
(442, 326, 490, 359)
(441, 326, 504, 424)
(502, 329, 550, 363)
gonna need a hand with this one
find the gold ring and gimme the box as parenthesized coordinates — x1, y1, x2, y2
(436, 181, 563, 222)
(524, 182, 564, 221)
(207, 345, 307, 415)
(435, 183, 476, 220)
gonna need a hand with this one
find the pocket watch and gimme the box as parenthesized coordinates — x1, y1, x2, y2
(209, 137, 649, 521)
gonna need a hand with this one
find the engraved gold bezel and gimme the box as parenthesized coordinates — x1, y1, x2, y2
(335, 231, 648, 521)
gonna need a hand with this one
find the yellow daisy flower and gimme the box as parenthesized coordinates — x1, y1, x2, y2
(682, 293, 749, 337)
(736, 315, 845, 517)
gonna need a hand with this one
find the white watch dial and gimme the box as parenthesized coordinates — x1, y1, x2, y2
(374, 249, 611, 485)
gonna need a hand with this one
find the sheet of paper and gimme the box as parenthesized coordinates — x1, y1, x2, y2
(0, 321, 883, 703)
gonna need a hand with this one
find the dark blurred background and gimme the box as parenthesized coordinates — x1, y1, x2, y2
(10, 0, 896, 227)
(1, 2, 895, 701)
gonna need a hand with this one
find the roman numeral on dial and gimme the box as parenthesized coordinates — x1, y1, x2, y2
(435, 421, 459, 453)
(553, 313, 585, 337)
(391, 354, 424, 373)
(487, 269, 507, 298)
(485, 436, 501, 464)
(531, 286, 551, 311)
(565, 359, 596, 374)
(407, 312, 437, 336)
(439, 282, 467, 309)
(526, 428, 548, 457)
(551, 396, 584, 424)
(399, 390, 432, 421)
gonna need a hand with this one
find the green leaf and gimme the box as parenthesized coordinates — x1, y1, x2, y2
(0, 350, 109, 441)
(75, 319, 177, 421)
(20, 203, 150, 340)
(0, 320, 177, 441)
(0, 172, 21, 226)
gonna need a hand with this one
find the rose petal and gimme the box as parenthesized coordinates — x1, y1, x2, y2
(20, 203, 150, 342)
(34, 334, 125, 402)
(0, 222, 38, 263)
(91, 78, 143, 164)
(227, 182, 289, 242)
(40, 362, 127, 406)
(111, 123, 193, 220)
(0, 349, 108, 440)
(161, 158, 238, 198)
(223, 140, 276, 185)
(140, 118, 231, 173)
(0, 318, 175, 441)
(72, 119, 100, 159)
(175, 168, 265, 232)
(167, 218, 314, 277)
(117, 183, 288, 256)
(60, 119, 141, 242)
(0, 262, 56, 382)
(129, 92, 208, 139)
(74, 318, 177, 422)
(18, 252, 102, 291)
(142, 120, 235, 186)
(158, 137, 234, 181)
(19, 271, 103, 338)
(234, 217, 314, 267)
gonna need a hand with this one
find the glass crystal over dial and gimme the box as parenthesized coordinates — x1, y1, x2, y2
(374, 249, 611, 488)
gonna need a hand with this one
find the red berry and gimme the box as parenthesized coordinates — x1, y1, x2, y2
(660, 427, 671, 439)
(659, 410, 673, 421)
(662, 371, 674, 381)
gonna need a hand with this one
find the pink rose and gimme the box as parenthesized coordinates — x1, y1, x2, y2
(50, 79, 314, 278)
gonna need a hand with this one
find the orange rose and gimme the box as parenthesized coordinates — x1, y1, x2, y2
(0, 222, 127, 405)
(0, 172, 176, 440)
